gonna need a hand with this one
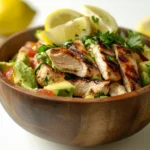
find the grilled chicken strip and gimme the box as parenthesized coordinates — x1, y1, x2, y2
(109, 82, 127, 96)
(113, 44, 141, 92)
(69, 79, 110, 97)
(89, 43, 121, 81)
(46, 40, 101, 79)
(36, 64, 65, 87)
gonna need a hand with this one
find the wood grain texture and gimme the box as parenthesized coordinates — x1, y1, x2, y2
(0, 27, 150, 146)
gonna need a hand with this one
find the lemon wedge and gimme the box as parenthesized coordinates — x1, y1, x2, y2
(43, 16, 91, 45)
(137, 16, 150, 37)
(0, 0, 36, 35)
(45, 8, 82, 31)
(83, 5, 118, 33)
(35, 30, 53, 45)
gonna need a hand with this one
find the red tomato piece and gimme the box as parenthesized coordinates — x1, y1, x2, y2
(37, 89, 55, 96)
(27, 48, 37, 57)
(3, 68, 14, 82)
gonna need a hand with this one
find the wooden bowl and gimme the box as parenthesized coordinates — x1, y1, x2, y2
(0, 27, 150, 147)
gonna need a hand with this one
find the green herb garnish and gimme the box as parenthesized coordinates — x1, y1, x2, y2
(82, 36, 97, 47)
(95, 92, 105, 98)
(64, 39, 73, 48)
(125, 30, 144, 53)
(38, 44, 58, 53)
(107, 56, 116, 61)
(44, 76, 49, 85)
(91, 16, 99, 24)
(35, 52, 51, 66)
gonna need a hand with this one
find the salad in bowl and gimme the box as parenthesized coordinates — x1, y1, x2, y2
(1, 5, 150, 99)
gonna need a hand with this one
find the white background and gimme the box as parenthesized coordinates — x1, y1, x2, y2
(1, 0, 150, 149)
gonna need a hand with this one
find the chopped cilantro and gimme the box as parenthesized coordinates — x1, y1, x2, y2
(45, 76, 49, 85)
(38, 44, 58, 53)
(91, 16, 99, 24)
(64, 39, 73, 48)
(107, 56, 116, 61)
(35, 52, 51, 66)
(95, 92, 105, 98)
(82, 35, 97, 47)
(126, 30, 144, 53)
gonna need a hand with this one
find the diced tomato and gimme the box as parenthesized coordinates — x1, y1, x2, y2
(3, 68, 14, 82)
(27, 48, 37, 57)
(21, 46, 37, 58)
(37, 89, 55, 96)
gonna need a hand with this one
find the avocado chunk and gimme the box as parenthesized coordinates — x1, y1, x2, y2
(142, 45, 150, 60)
(13, 60, 37, 90)
(44, 81, 75, 97)
(139, 61, 150, 74)
(0, 62, 14, 72)
(140, 72, 150, 86)
(16, 51, 30, 66)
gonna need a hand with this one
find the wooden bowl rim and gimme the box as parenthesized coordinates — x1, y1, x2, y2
(0, 26, 150, 103)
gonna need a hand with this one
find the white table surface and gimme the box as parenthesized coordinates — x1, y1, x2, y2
(1, 0, 150, 149)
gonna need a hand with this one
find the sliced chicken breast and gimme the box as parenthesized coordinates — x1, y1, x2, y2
(46, 40, 101, 79)
(109, 82, 127, 96)
(89, 43, 121, 81)
(113, 44, 141, 92)
(69, 79, 110, 97)
(36, 64, 64, 87)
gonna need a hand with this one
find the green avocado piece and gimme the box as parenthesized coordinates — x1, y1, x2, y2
(13, 61, 37, 90)
(139, 61, 150, 74)
(16, 51, 30, 66)
(140, 72, 150, 86)
(142, 45, 150, 60)
(0, 62, 14, 72)
(44, 81, 75, 97)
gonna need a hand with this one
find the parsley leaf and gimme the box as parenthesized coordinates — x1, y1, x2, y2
(63, 39, 73, 48)
(91, 16, 99, 24)
(125, 30, 144, 53)
(107, 56, 116, 61)
(95, 92, 105, 98)
(38, 44, 58, 53)
(44, 76, 49, 85)
(35, 52, 51, 66)
(82, 36, 97, 47)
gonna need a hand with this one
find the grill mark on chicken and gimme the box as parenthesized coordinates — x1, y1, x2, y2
(113, 44, 141, 92)
(69, 41, 97, 68)
(47, 40, 101, 79)
(51, 48, 60, 54)
(36, 64, 65, 87)
(69, 78, 110, 97)
(89, 44, 121, 81)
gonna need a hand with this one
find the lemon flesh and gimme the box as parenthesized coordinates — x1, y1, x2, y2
(44, 16, 91, 45)
(137, 16, 150, 37)
(35, 30, 53, 45)
(83, 5, 118, 33)
(0, 0, 36, 35)
(45, 8, 82, 31)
